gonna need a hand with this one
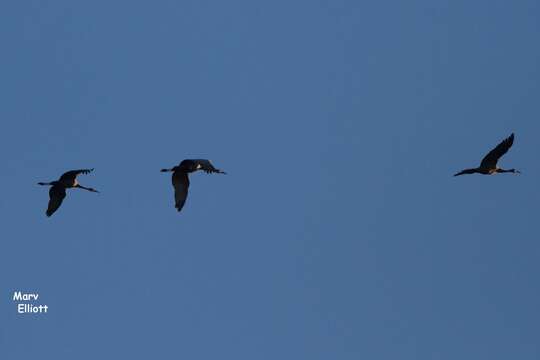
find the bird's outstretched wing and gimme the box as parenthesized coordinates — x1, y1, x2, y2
(172, 171, 190, 212)
(480, 133, 514, 168)
(59, 169, 94, 182)
(192, 159, 226, 174)
(46, 185, 66, 217)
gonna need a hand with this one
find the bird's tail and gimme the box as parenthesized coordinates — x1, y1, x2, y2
(160, 168, 172, 172)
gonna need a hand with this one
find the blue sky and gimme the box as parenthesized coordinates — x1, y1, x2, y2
(1, 1, 539, 359)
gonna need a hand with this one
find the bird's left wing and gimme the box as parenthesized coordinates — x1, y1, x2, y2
(172, 171, 190, 212)
(46, 185, 66, 217)
(480, 133, 514, 168)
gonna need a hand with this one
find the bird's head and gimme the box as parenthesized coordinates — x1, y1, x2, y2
(38, 181, 57, 186)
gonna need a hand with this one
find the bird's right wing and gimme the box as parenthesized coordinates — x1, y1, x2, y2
(480, 133, 514, 168)
(192, 159, 226, 174)
(172, 172, 190, 212)
(46, 185, 66, 217)
(59, 169, 94, 182)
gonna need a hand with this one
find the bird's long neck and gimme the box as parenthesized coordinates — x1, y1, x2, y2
(454, 168, 480, 176)
(38, 181, 57, 186)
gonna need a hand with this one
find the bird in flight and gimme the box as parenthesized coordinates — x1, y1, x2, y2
(454, 133, 520, 176)
(161, 159, 226, 212)
(38, 169, 99, 217)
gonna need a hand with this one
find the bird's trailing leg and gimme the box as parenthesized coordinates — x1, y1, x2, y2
(204, 168, 227, 174)
(496, 168, 521, 174)
(75, 184, 99, 193)
(160, 168, 173, 172)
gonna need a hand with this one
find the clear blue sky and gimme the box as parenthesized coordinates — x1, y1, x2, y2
(1, 1, 539, 359)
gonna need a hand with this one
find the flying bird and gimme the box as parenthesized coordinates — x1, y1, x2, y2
(161, 159, 226, 212)
(38, 169, 99, 217)
(454, 133, 520, 176)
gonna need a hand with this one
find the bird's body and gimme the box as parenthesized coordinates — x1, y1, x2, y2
(38, 169, 99, 217)
(161, 159, 226, 212)
(454, 133, 520, 177)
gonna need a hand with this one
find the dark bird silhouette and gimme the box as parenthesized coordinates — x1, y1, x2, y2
(161, 159, 226, 212)
(454, 133, 521, 176)
(38, 169, 99, 217)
